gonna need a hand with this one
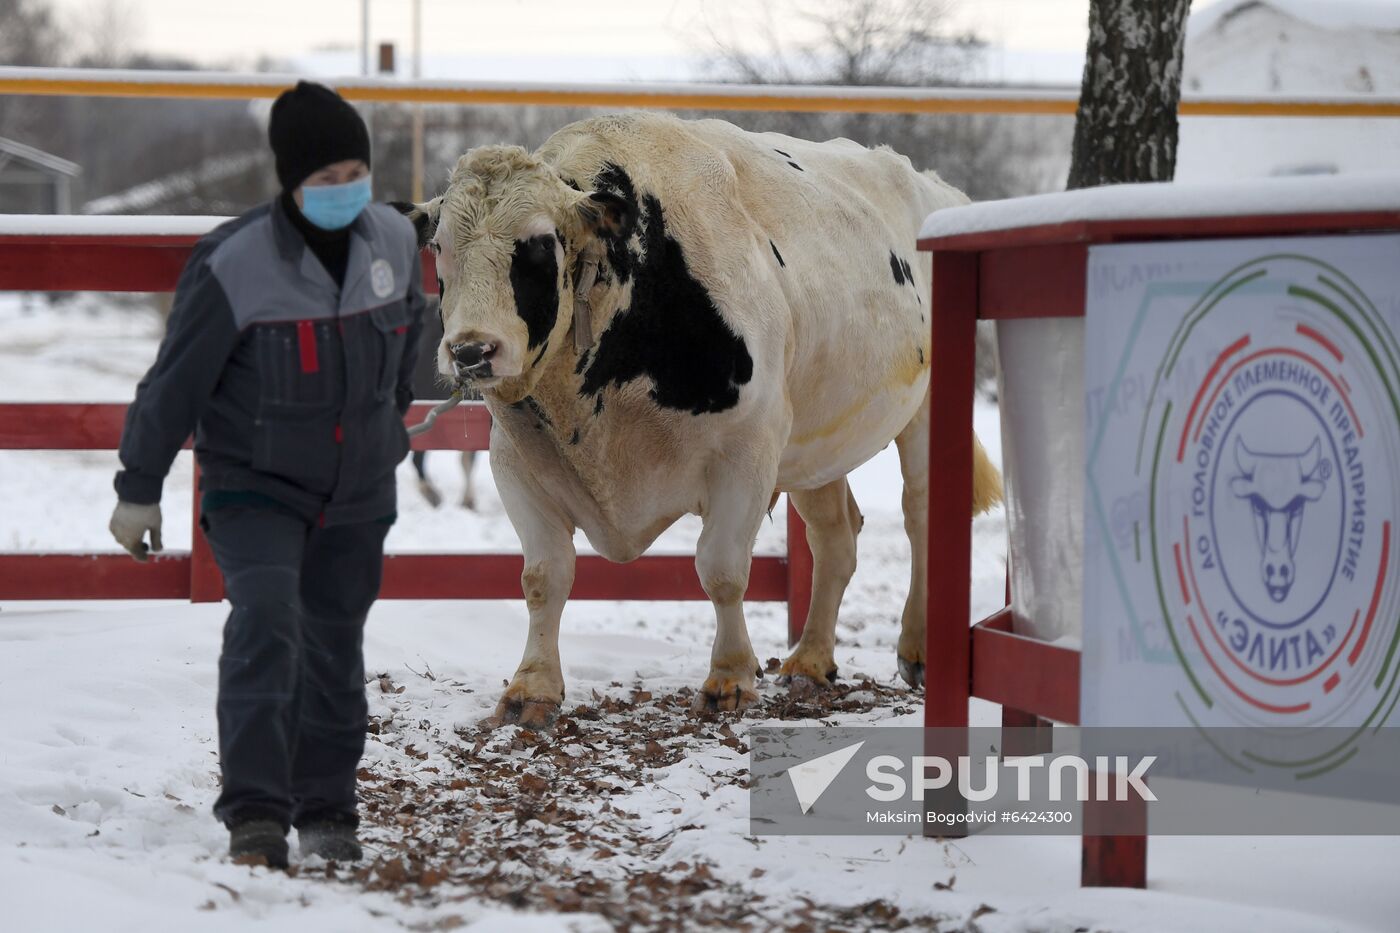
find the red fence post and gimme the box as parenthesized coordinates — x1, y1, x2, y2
(924, 250, 977, 729)
(785, 500, 812, 647)
(921, 249, 977, 840)
(1082, 773, 1149, 887)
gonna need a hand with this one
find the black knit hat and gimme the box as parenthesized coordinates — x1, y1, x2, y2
(268, 81, 371, 191)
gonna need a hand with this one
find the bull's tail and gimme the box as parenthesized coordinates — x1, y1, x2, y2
(972, 433, 1004, 516)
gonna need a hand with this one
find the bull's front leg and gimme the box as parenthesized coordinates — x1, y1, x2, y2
(692, 457, 775, 714)
(491, 461, 575, 730)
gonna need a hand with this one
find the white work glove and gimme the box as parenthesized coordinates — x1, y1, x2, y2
(109, 501, 163, 562)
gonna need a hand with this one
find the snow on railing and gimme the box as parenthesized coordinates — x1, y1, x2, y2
(918, 170, 1400, 241)
(0, 214, 228, 237)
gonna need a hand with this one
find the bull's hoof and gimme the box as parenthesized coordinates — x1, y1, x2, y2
(897, 656, 925, 690)
(778, 653, 838, 688)
(417, 481, 443, 509)
(690, 677, 759, 715)
(486, 695, 561, 730)
(460, 494, 477, 511)
(779, 673, 838, 701)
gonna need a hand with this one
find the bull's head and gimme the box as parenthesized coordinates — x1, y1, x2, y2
(393, 146, 633, 404)
(1229, 436, 1328, 603)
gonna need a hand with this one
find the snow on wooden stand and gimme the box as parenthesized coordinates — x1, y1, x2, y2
(918, 171, 1400, 890)
(0, 222, 813, 647)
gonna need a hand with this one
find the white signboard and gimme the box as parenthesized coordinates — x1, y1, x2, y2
(1082, 236, 1400, 750)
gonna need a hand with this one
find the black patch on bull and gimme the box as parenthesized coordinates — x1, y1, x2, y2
(773, 148, 791, 157)
(770, 240, 785, 267)
(531, 342, 549, 367)
(579, 193, 753, 416)
(787, 161, 804, 172)
(590, 163, 640, 285)
(890, 252, 916, 289)
(594, 394, 605, 416)
(574, 348, 591, 375)
(509, 234, 559, 349)
(570, 428, 580, 445)
(917, 346, 925, 365)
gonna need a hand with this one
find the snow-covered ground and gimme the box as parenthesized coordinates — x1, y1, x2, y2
(2, 292, 1397, 931)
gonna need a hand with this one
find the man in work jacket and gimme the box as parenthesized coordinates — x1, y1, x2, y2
(108, 81, 426, 868)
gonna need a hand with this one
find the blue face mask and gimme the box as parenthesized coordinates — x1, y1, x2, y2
(300, 175, 372, 230)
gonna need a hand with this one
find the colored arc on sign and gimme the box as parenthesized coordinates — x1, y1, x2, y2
(1349, 521, 1391, 667)
(1182, 515, 1360, 689)
(1173, 542, 1191, 605)
(1296, 322, 1344, 362)
(1180, 344, 1364, 465)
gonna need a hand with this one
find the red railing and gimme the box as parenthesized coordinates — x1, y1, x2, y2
(0, 223, 813, 644)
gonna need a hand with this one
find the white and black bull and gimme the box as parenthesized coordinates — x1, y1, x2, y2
(395, 113, 1002, 727)
(1230, 436, 1329, 603)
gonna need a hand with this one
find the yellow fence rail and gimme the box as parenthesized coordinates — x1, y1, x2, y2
(2, 66, 1399, 118)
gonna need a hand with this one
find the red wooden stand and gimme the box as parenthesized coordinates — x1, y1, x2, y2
(918, 207, 1400, 888)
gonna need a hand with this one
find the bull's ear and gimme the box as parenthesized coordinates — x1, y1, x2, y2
(576, 191, 635, 239)
(390, 197, 442, 249)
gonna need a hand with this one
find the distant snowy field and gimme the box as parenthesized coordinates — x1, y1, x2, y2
(1, 292, 1396, 931)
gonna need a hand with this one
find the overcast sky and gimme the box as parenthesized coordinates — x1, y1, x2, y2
(46, 0, 1097, 73)
(40, 0, 1400, 84)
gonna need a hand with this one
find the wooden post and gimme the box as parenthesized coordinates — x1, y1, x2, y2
(924, 249, 977, 728)
(786, 500, 812, 647)
(922, 249, 977, 839)
(1001, 706, 1054, 757)
(1082, 771, 1149, 888)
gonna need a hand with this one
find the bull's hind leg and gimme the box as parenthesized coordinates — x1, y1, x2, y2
(781, 478, 862, 688)
(895, 390, 1004, 689)
(895, 392, 931, 688)
(691, 457, 776, 715)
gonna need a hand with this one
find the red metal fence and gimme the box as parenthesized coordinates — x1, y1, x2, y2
(0, 225, 813, 644)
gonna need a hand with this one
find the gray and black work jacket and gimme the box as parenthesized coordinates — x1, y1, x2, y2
(115, 200, 427, 526)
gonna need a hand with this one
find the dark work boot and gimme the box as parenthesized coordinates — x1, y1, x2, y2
(298, 820, 363, 862)
(229, 819, 289, 869)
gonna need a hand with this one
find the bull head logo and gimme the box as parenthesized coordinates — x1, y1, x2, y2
(1229, 437, 1329, 603)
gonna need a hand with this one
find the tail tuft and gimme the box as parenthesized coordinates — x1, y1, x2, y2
(971, 433, 1004, 516)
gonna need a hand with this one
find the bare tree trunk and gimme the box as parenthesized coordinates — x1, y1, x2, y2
(1067, 0, 1191, 190)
